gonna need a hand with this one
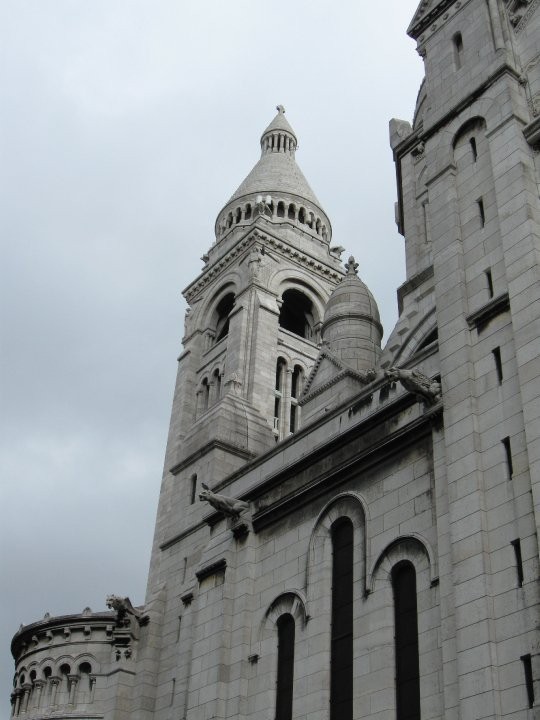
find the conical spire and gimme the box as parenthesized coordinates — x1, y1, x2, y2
(215, 106, 332, 244)
(226, 106, 322, 208)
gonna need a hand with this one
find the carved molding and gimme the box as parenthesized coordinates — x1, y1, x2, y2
(184, 229, 341, 303)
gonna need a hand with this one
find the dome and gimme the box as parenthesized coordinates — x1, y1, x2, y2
(322, 256, 382, 372)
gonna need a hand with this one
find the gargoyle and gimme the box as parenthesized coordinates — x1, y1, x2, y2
(199, 483, 250, 518)
(385, 367, 441, 406)
(106, 595, 149, 626)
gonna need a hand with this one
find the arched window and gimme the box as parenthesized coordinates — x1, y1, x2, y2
(392, 561, 420, 720)
(214, 293, 235, 342)
(227, 212, 233, 228)
(275, 614, 295, 720)
(290, 365, 303, 433)
(279, 289, 315, 339)
(213, 369, 221, 399)
(330, 518, 353, 720)
(201, 378, 210, 411)
(245, 203, 252, 220)
(277, 201, 285, 218)
(274, 358, 286, 436)
(288, 204, 296, 220)
(298, 207, 306, 224)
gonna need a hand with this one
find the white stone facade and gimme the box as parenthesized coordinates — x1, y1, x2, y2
(9, 2, 540, 718)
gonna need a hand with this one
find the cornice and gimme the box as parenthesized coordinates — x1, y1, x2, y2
(183, 228, 342, 303)
(408, 0, 462, 40)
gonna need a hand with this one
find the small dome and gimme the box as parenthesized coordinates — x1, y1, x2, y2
(322, 256, 382, 373)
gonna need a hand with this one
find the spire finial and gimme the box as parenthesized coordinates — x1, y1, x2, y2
(345, 256, 359, 275)
(276, 104, 285, 114)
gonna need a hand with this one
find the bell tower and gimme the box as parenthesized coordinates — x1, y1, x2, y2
(147, 106, 344, 587)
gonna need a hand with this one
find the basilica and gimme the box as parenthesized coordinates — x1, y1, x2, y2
(9, 1, 540, 718)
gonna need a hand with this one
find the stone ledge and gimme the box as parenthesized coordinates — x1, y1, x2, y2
(466, 292, 510, 332)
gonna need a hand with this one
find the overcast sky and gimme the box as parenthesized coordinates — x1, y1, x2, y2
(0, 0, 423, 702)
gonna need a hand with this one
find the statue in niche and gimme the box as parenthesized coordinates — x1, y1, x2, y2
(385, 367, 441, 405)
(106, 595, 149, 626)
(199, 483, 250, 518)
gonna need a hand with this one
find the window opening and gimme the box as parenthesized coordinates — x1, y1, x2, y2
(214, 369, 221, 399)
(245, 203, 252, 219)
(511, 539, 524, 587)
(477, 198, 486, 227)
(470, 137, 478, 162)
(298, 208, 306, 224)
(290, 365, 303, 433)
(392, 561, 421, 720)
(214, 293, 235, 342)
(453, 32, 464, 69)
(521, 654, 534, 709)
(277, 201, 285, 218)
(279, 289, 315, 339)
(492, 347, 503, 384)
(330, 518, 353, 720)
(274, 359, 286, 436)
(288, 204, 295, 220)
(502, 437, 514, 478)
(190, 474, 197, 505)
(275, 614, 295, 720)
(485, 269, 494, 298)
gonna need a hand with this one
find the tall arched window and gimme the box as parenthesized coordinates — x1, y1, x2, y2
(201, 378, 210, 412)
(290, 365, 303, 433)
(330, 518, 353, 720)
(214, 293, 235, 343)
(213, 369, 221, 400)
(279, 289, 315, 339)
(275, 614, 295, 720)
(274, 359, 286, 437)
(392, 561, 420, 720)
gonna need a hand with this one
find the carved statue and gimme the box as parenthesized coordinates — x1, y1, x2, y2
(385, 367, 441, 405)
(199, 483, 250, 518)
(106, 595, 149, 626)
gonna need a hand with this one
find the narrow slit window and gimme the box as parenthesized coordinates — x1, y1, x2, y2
(170, 678, 176, 707)
(511, 539, 524, 587)
(502, 437, 514, 478)
(470, 137, 478, 162)
(190, 474, 197, 504)
(521, 654, 534, 709)
(478, 198, 486, 227)
(392, 561, 421, 720)
(330, 518, 353, 720)
(485, 269, 494, 298)
(275, 614, 295, 720)
(453, 32, 464, 69)
(176, 616, 182, 642)
(493, 347, 503, 384)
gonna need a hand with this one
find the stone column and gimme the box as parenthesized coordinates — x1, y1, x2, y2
(33, 680, 45, 709)
(89, 676, 96, 703)
(20, 684, 32, 714)
(12, 689, 22, 717)
(68, 675, 78, 705)
(49, 677, 60, 707)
